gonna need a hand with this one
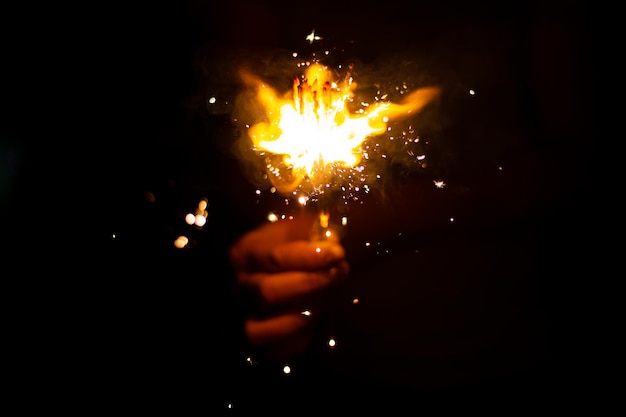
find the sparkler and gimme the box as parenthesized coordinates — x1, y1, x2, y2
(237, 57, 440, 240)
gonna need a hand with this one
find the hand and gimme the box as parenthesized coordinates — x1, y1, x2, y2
(229, 212, 349, 361)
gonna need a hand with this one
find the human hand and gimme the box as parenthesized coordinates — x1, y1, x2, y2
(229, 213, 349, 361)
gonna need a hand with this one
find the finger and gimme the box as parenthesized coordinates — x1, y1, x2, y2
(245, 312, 313, 349)
(240, 260, 349, 306)
(230, 215, 330, 270)
(265, 240, 346, 272)
(234, 215, 317, 249)
(235, 239, 346, 273)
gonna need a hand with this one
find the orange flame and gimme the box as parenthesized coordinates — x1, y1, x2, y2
(241, 63, 439, 195)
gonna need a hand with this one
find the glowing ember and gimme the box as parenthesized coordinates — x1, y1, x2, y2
(240, 62, 440, 197)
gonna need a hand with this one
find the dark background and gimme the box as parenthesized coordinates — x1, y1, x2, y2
(3, 0, 602, 413)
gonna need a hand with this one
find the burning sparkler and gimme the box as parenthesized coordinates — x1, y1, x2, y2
(234, 46, 440, 240)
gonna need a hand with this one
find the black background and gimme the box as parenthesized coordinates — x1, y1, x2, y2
(3, 1, 603, 414)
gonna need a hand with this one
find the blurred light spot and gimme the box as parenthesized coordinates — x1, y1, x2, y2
(145, 191, 156, 203)
(174, 235, 189, 249)
(194, 214, 207, 227)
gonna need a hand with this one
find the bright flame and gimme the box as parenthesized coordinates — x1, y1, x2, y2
(240, 63, 439, 196)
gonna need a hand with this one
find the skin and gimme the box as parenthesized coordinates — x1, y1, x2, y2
(229, 212, 349, 360)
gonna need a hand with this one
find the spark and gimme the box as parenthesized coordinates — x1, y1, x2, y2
(245, 356, 260, 366)
(305, 29, 321, 44)
(433, 180, 446, 188)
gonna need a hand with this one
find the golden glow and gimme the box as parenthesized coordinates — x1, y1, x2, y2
(240, 63, 440, 195)
(194, 214, 207, 227)
(184, 198, 210, 228)
(319, 211, 329, 228)
(174, 235, 189, 249)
